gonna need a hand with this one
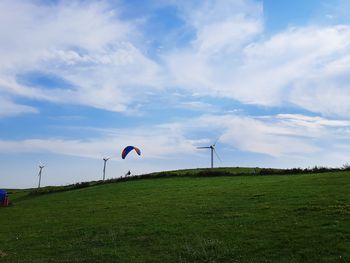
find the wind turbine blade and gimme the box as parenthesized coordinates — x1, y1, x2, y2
(197, 146, 211, 149)
(213, 148, 222, 162)
(39, 159, 45, 167)
(213, 137, 220, 147)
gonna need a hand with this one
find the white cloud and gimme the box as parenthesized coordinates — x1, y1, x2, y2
(1, 0, 350, 121)
(184, 0, 263, 54)
(0, 0, 163, 114)
(235, 25, 350, 108)
(177, 101, 218, 112)
(164, 3, 350, 117)
(0, 125, 198, 159)
(0, 97, 38, 117)
(162, 113, 350, 158)
(276, 114, 350, 128)
(164, 0, 263, 95)
(2, 113, 350, 161)
(187, 115, 320, 157)
(0, 1, 129, 69)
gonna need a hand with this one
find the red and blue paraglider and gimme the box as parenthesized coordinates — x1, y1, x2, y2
(121, 146, 141, 159)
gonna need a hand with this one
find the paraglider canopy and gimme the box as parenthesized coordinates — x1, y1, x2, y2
(122, 146, 141, 159)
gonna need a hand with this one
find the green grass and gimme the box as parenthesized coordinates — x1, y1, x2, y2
(1, 170, 349, 262)
(27, 167, 261, 197)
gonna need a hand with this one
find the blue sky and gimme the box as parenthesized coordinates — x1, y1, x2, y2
(2, 0, 350, 188)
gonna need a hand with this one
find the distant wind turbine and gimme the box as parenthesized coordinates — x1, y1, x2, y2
(197, 140, 221, 168)
(102, 157, 110, 181)
(38, 162, 45, 188)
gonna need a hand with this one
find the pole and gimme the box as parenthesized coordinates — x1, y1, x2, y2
(38, 169, 42, 188)
(103, 160, 107, 181)
(211, 147, 214, 168)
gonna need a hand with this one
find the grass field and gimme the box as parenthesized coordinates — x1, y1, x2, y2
(1, 169, 349, 262)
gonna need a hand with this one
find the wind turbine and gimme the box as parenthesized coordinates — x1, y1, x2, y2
(38, 162, 45, 188)
(102, 157, 110, 181)
(197, 140, 221, 168)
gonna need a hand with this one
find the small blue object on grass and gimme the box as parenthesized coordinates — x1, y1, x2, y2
(0, 189, 7, 204)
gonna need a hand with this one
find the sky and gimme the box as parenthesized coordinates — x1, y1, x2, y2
(2, 0, 350, 188)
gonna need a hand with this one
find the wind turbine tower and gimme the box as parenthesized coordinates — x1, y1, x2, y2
(197, 141, 221, 168)
(38, 163, 45, 188)
(102, 157, 110, 181)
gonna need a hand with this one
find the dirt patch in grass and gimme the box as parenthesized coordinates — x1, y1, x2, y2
(0, 250, 7, 258)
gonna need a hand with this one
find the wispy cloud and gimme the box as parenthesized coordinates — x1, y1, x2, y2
(0, 97, 38, 117)
(0, 0, 162, 114)
(164, 113, 350, 158)
(2, 0, 350, 119)
(0, 125, 198, 159)
(2, 113, 349, 160)
(163, 3, 350, 117)
(163, 0, 263, 95)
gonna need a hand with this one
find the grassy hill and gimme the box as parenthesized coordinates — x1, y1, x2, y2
(1, 168, 349, 262)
